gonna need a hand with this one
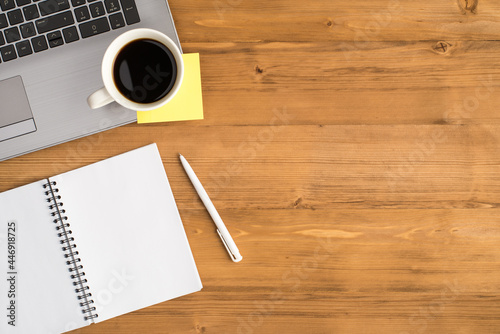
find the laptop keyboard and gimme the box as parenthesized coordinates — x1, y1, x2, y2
(0, 0, 140, 63)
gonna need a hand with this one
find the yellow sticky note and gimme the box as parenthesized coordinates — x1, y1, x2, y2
(137, 53, 204, 123)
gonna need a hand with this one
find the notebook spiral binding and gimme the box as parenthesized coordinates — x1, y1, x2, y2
(43, 179, 98, 322)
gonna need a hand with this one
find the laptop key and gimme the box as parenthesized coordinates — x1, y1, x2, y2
(62, 26, 78, 43)
(20, 22, 36, 38)
(89, 2, 104, 17)
(108, 12, 124, 29)
(0, 45, 17, 62)
(38, 0, 70, 16)
(23, 4, 40, 20)
(35, 11, 74, 34)
(74, 6, 90, 22)
(0, 32, 5, 46)
(0, 0, 15, 11)
(71, 0, 84, 6)
(16, 0, 31, 6)
(7, 9, 24, 25)
(0, 14, 7, 29)
(104, 0, 119, 13)
(4, 27, 21, 43)
(31, 35, 48, 52)
(79, 17, 109, 38)
(47, 30, 63, 47)
(15, 40, 32, 57)
(119, 0, 139, 25)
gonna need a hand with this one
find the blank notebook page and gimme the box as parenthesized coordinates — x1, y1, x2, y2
(0, 181, 89, 334)
(51, 144, 202, 322)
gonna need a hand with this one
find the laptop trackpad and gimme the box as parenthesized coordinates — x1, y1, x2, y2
(0, 76, 36, 142)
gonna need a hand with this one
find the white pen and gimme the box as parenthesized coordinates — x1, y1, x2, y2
(179, 154, 243, 262)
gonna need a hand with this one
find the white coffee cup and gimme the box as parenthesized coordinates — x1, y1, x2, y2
(88, 28, 184, 111)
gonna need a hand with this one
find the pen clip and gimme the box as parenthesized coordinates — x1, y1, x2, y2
(216, 229, 242, 263)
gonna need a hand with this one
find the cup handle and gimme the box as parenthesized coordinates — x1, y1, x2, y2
(88, 87, 114, 109)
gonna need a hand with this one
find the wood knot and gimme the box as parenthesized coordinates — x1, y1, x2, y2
(293, 197, 303, 208)
(326, 18, 333, 27)
(195, 324, 206, 333)
(457, 0, 478, 14)
(433, 41, 452, 54)
(254, 65, 264, 74)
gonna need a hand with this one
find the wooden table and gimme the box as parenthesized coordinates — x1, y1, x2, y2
(1, 0, 500, 332)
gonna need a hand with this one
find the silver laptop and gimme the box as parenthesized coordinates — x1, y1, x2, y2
(0, 0, 181, 161)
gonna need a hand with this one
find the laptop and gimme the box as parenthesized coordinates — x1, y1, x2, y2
(0, 0, 181, 161)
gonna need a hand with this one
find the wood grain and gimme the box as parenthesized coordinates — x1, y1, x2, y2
(1, 0, 500, 333)
(172, 0, 500, 42)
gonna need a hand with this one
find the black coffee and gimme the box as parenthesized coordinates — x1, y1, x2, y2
(113, 39, 177, 104)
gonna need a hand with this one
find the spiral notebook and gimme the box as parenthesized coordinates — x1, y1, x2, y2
(0, 144, 202, 334)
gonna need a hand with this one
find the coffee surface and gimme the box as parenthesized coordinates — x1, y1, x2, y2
(113, 39, 177, 104)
